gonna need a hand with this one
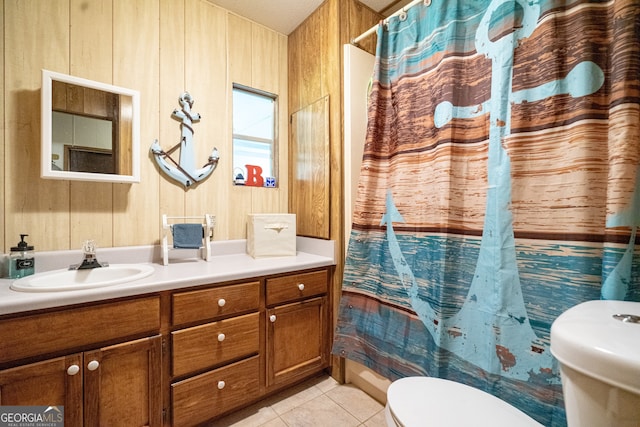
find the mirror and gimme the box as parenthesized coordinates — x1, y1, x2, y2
(41, 69, 140, 183)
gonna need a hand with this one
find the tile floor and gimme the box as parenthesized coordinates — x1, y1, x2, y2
(209, 375, 388, 427)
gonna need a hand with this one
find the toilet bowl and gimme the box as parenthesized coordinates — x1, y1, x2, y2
(550, 300, 640, 427)
(384, 376, 542, 426)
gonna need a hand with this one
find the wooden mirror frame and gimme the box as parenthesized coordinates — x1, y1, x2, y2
(41, 69, 141, 183)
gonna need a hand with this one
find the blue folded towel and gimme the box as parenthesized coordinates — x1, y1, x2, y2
(172, 223, 203, 249)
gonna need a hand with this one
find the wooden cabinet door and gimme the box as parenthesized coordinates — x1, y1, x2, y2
(266, 296, 328, 388)
(0, 354, 83, 426)
(84, 335, 162, 427)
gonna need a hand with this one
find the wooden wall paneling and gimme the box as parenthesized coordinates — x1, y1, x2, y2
(227, 14, 254, 239)
(289, 106, 306, 226)
(250, 24, 285, 215)
(290, 96, 330, 238)
(183, 1, 228, 237)
(2, 0, 288, 252)
(69, 0, 113, 85)
(321, 0, 338, 98)
(288, 8, 320, 229)
(287, 27, 301, 115)
(112, 0, 160, 247)
(288, 8, 324, 114)
(69, 0, 114, 249)
(252, 25, 280, 95)
(248, 193, 280, 227)
(228, 14, 253, 88)
(5, 0, 71, 251)
(313, 96, 331, 239)
(158, 0, 188, 226)
(266, 33, 289, 216)
(288, 1, 336, 239)
(287, 24, 303, 224)
(117, 97, 133, 176)
(299, 10, 323, 110)
(344, 0, 380, 55)
(0, 0, 5, 252)
(277, 34, 289, 215)
(325, 0, 341, 252)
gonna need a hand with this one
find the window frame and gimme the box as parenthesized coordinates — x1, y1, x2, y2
(232, 83, 278, 187)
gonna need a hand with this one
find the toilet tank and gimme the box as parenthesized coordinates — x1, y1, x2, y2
(550, 300, 640, 427)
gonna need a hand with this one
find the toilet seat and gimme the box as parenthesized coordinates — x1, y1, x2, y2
(385, 377, 543, 426)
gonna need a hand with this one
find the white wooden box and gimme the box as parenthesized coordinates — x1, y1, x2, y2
(247, 214, 296, 258)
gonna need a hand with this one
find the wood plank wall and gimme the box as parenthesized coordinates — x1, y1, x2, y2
(1, 0, 288, 253)
(288, 0, 382, 380)
(0, 2, 5, 258)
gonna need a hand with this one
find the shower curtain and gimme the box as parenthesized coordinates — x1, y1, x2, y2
(333, 0, 640, 425)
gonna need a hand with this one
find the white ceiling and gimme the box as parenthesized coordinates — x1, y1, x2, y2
(206, 0, 412, 35)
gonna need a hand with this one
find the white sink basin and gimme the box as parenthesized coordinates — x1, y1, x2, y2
(10, 264, 155, 292)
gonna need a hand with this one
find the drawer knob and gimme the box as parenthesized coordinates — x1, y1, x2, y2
(269, 314, 276, 323)
(298, 283, 305, 291)
(218, 298, 226, 307)
(67, 364, 80, 376)
(87, 360, 100, 371)
(217, 380, 226, 390)
(218, 333, 226, 342)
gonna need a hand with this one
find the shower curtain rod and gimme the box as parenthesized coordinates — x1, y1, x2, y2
(351, 0, 431, 45)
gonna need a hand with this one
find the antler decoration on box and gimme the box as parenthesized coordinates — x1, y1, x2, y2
(151, 92, 219, 187)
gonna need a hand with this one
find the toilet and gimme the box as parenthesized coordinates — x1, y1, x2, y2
(550, 300, 640, 427)
(385, 376, 543, 426)
(384, 300, 640, 426)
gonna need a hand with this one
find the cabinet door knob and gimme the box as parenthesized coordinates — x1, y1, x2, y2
(218, 333, 226, 342)
(298, 283, 305, 291)
(218, 298, 226, 307)
(87, 360, 100, 371)
(67, 364, 80, 376)
(269, 314, 276, 323)
(217, 380, 226, 390)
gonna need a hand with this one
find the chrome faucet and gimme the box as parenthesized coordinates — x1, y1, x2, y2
(69, 240, 109, 270)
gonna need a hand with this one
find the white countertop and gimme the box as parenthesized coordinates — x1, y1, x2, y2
(0, 237, 335, 316)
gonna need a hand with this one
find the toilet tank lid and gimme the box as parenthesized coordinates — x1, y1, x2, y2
(550, 300, 640, 394)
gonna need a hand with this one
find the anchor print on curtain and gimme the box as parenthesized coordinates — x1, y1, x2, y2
(333, 0, 640, 425)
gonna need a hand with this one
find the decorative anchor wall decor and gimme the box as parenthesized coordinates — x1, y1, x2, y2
(151, 92, 219, 187)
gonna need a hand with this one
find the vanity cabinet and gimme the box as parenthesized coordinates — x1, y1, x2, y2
(169, 267, 332, 426)
(265, 269, 330, 389)
(0, 296, 162, 427)
(170, 281, 262, 426)
(0, 264, 333, 427)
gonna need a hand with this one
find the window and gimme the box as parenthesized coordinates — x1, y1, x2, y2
(232, 85, 277, 187)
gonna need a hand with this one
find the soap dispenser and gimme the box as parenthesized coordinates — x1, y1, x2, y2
(9, 234, 35, 279)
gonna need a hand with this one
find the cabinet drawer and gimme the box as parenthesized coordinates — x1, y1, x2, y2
(172, 312, 259, 377)
(266, 270, 328, 306)
(0, 296, 160, 364)
(171, 355, 260, 427)
(172, 281, 260, 326)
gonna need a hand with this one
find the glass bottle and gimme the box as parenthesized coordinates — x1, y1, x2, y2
(9, 234, 35, 279)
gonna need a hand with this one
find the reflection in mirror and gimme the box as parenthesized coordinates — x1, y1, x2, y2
(41, 69, 140, 183)
(53, 112, 114, 173)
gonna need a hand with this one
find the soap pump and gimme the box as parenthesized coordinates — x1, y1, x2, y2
(9, 234, 35, 279)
